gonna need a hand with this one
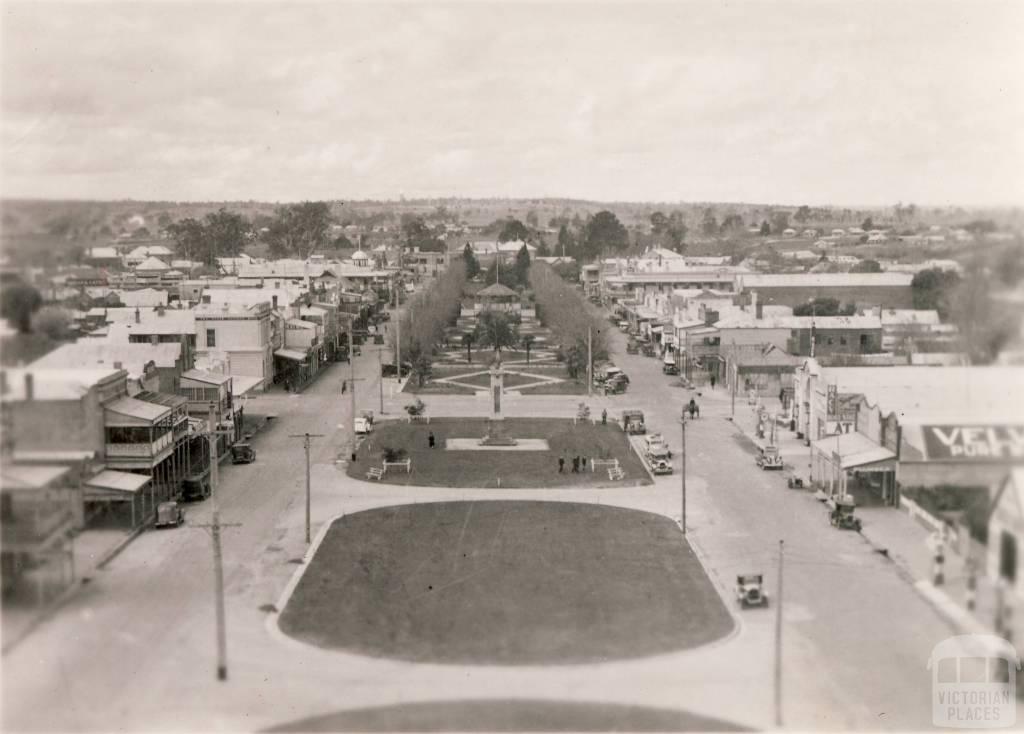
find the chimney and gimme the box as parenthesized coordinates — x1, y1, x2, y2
(134, 307, 141, 323)
(24, 373, 34, 401)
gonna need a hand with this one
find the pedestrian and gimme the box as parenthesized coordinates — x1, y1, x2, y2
(558, 456, 565, 473)
(710, 375, 716, 390)
(572, 456, 580, 473)
(428, 431, 436, 449)
(341, 381, 347, 394)
(601, 409, 607, 425)
(581, 456, 587, 470)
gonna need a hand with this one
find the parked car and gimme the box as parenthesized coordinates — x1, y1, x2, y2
(662, 355, 678, 374)
(621, 410, 646, 434)
(155, 501, 185, 529)
(231, 443, 256, 464)
(756, 445, 784, 470)
(381, 362, 412, 378)
(180, 476, 211, 502)
(354, 416, 374, 435)
(736, 574, 768, 608)
(643, 433, 672, 458)
(617, 321, 630, 331)
(646, 444, 673, 474)
(829, 497, 862, 531)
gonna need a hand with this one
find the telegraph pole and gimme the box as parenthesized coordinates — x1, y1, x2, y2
(587, 326, 593, 398)
(192, 406, 240, 682)
(377, 346, 384, 414)
(289, 432, 324, 544)
(680, 410, 687, 535)
(775, 539, 785, 728)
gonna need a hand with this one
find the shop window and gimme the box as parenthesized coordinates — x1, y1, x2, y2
(206, 328, 216, 347)
(860, 334, 870, 349)
(840, 336, 848, 346)
(1000, 532, 1017, 583)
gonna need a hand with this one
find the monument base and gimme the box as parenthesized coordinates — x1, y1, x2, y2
(479, 435, 519, 447)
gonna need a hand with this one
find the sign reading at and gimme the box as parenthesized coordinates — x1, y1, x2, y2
(923, 426, 1024, 461)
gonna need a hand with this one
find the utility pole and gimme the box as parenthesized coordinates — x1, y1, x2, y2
(730, 340, 737, 420)
(587, 326, 593, 398)
(289, 432, 324, 544)
(680, 410, 687, 535)
(192, 407, 240, 682)
(394, 269, 401, 393)
(775, 539, 785, 728)
(377, 346, 384, 414)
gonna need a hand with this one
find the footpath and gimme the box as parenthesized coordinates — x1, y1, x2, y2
(705, 381, 1010, 643)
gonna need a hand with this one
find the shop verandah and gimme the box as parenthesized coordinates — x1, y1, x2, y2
(811, 431, 898, 506)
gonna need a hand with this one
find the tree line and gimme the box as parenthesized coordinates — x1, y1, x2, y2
(528, 261, 609, 379)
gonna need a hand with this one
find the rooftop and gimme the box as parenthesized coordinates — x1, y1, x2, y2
(105, 395, 171, 422)
(715, 314, 882, 330)
(1, 367, 124, 401)
(737, 273, 914, 288)
(1, 464, 72, 491)
(29, 341, 182, 376)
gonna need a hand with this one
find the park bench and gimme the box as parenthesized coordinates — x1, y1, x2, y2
(591, 458, 620, 473)
(383, 459, 412, 474)
(366, 467, 384, 481)
(608, 467, 626, 481)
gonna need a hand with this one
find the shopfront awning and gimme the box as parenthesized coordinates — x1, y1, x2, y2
(812, 432, 896, 470)
(231, 375, 263, 396)
(274, 349, 308, 362)
(85, 470, 151, 495)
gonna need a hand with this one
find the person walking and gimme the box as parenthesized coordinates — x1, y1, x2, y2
(601, 409, 607, 425)
(572, 456, 580, 473)
(581, 456, 587, 470)
(710, 375, 716, 390)
(558, 456, 565, 473)
(428, 431, 436, 449)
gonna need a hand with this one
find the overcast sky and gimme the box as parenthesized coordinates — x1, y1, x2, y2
(2, 1, 1022, 206)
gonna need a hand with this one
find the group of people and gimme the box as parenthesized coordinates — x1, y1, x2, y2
(557, 453, 589, 473)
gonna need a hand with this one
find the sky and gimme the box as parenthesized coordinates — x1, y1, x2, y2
(1, 1, 1022, 206)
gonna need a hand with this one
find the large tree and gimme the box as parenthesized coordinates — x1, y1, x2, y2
(498, 218, 530, 243)
(201, 208, 248, 264)
(582, 210, 628, 261)
(513, 243, 531, 286)
(401, 215, 445, 252)
(1, 283, 43, 333)
(266, 201, 332, 259)
(557, 224, 574, 257)
(850, 259, 882, 273)
(166, 217, 207, 263)
(462, 242, 481, 278)
(911, 268, 960, 318)
(473, 310, 520, 353)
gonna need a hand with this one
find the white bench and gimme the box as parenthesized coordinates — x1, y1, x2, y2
(608, 467, 626, 481)
(366, 467, 384, 481)
(383, 459, 412, 474)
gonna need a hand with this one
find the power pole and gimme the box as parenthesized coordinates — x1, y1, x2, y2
(192, 409, 240, 682)
(345, 362, 368, 463)
(289, 432, 324, 544)
(680, 410, 687, 535)
(394, 270, 401, 393)
(377, 346, 384, 414)
(587, 326, 593, 398)
(775, 539, 785, 728)
(730, 340, 737, 419)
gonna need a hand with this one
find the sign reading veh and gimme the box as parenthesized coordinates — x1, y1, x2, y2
(923, 426, 1024, 461)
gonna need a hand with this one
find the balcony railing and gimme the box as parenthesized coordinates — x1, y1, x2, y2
(106, 432, 173, 458)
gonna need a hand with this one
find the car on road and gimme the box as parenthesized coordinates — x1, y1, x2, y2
(662, 355, 678, 374)
(621, 410, 646, 434)
(646, 444, 673, 474)
(231, 443, 256, 464)
(155, 501, 185, 529)
(381, 362, 412, 378)
(736, 574, 768, 608)
(354, 414, 374, 435)
(180, 476, 211, 502)
(643, 433, 673, 458)
(756, 445, 784, 470)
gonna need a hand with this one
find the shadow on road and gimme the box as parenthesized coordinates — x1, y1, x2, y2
(266, 699, 751, 732)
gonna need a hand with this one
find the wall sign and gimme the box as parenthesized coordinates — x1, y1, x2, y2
(922, 425, 1024, 461)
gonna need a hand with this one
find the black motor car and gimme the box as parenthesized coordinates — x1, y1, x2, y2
(381, 362, 412, 378)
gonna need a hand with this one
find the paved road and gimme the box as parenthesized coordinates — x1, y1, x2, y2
(2, 322, 959, 732)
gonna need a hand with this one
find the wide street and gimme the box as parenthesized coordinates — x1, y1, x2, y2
(2, 324, 958, 732)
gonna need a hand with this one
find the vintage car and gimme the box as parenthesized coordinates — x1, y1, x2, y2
(354, 416, 374, 435)
(155, 501, 185, 529)
(830, 497, 863, 531)
(617, 320, 631, 332)
(180, 475, 211, 502)
(756, 445, 784, 470)
(646, 444, 673, 475)
(736, 574, 769, 608)
(605, 375, 629, 395)
(643, 433, 673, 458)
(621, 410, 646, 434)
(231, 443, 256, 464)
(662, 356, 678, 375)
